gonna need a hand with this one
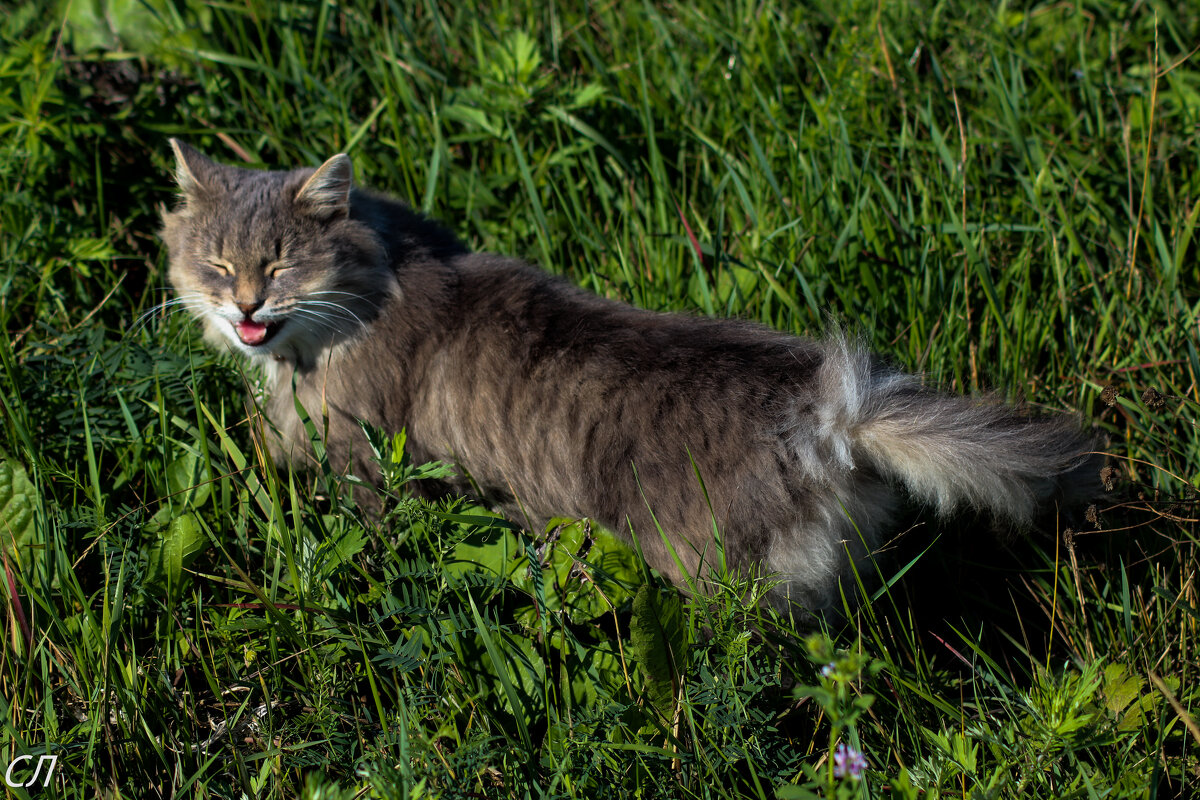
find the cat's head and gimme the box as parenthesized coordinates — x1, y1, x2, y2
(160, 140, 392, 368)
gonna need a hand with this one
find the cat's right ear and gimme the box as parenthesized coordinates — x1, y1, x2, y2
(169, 139, 215, 201)
(294, 154, 353, 220)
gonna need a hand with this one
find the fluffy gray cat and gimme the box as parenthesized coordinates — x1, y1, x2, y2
(160, 141, 1099, 613)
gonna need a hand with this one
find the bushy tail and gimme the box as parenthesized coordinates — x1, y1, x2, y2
(817, 338, 1102, 526)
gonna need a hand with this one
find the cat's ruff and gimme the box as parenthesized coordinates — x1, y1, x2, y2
(161, 141, 1100, 614)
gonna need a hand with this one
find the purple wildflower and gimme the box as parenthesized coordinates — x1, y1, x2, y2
(833, 742, 867, 780)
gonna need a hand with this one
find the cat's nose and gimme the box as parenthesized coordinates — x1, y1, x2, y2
(236, 300, 263, 318)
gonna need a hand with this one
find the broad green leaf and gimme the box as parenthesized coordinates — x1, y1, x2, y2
(145, 512, 206, 593)
(630, 583, 685, 717)
(1102, 663, 1144, 716)
(0, 455, 37, 560)
(165, 450, 211, 509)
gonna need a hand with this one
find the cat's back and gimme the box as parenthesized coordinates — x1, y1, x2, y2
(444, 252, 827, 391)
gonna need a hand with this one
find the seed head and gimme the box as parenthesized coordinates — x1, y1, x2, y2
(1140, 387, 1166, 411)
(1100, 465, 1117, 492)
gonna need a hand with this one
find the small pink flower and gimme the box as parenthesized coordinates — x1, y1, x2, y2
(833, 742, 867, 780)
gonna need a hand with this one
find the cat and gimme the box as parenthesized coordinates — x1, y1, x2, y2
(159, 140, 1101, 614)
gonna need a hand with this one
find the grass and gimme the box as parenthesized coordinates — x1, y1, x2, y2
(1, 0, 1197, 796)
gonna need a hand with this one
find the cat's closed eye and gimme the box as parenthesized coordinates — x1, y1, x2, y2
(207, 260, 233, 276)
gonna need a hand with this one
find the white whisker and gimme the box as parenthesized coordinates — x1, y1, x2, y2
(129, 294, 209, 335)
(288, 307, 355, 338)
(307, 289, 382, 308)
(296, 299, 367, 329)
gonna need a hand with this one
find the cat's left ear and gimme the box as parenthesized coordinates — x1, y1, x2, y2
(170, 138, 217, 200)
(295, 154, 353, 219)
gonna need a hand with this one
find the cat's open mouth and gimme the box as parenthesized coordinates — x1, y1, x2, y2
(234, 318, 283, 347)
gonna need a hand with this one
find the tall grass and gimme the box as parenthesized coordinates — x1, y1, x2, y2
(0, 0, 1196, 797)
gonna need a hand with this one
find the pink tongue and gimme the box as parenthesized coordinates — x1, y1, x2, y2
(235, 319, 269, 345)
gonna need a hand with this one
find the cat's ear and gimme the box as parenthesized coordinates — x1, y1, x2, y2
(169, 139, 216, 200)
(295, 154, 353, 219)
